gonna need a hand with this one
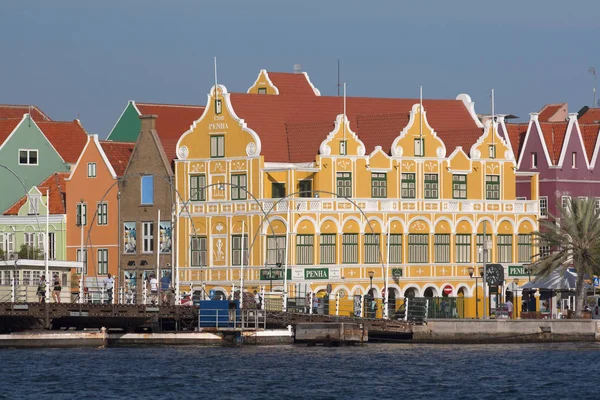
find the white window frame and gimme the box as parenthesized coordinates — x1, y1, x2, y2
(97, 202, 108, 225)
(88, 162, 97, 177)
(572, 152, 577, 169)
(18, 149, 38, 165)
(24, 232, 35, 249)
(48, 232, 55, 260)
(97, 248, 108, 275)
(414, 138, 424, 157)
(339, 141, 347, 156)
(210, 135, 225, 158)
(28, 195, 40, 215)
(539, 196, 548, 218)
(142, 222, 154, 253)
(76, 203, 87, 226)
(561, 195, 571, 210)
(77, 249, 87, 274)
(531, 152, 537, 169)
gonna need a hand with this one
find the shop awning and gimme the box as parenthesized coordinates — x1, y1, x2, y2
(520, 269, 593, 291)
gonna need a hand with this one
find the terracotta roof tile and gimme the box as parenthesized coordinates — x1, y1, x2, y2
(228, 93, 482, 162)
(35, 120, 88, 163)
(3, 172, 69, 215)
(0, 118, 21, 146)
(0, 105, 51, 121)
(100, 141, 135, 177)
(538, 103, 566, 122)
(135, 103, 204, 160)
(579, 108, 600, 124)
(538, 122, 569, 164)
(268, 72, 319, 96)
(579, 123, 600, 163)
(505, 123, 528, 162)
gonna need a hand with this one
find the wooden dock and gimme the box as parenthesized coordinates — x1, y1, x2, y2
(295, 322, 366, 345)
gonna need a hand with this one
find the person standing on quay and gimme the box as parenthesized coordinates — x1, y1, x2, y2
(36, 275, 46, 303)
(506, 298, 513, 319)
(161, 272, 171, 305)
(149, 275, 158, 305)
(105, 273, 115, 304)
(52, 274, 61, 303)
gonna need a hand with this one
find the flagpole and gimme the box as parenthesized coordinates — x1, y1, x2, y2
(45, 189, 50, 302)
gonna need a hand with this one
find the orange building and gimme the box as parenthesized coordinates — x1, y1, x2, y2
(65, 135, 133, 299)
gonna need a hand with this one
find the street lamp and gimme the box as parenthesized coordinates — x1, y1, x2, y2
(468, 266, 483, 319)
(368, 270, 374, 294)
(513, 278, 520, 319)
(368, 270, 375, 318)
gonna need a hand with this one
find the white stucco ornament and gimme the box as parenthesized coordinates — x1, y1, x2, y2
(246, 142, 258, 156)
(178, 145, 189, 159)
(436, 147, 445, 158)
(357, 145, 366, 156)
(320, 144, 331, 156)
(472, 149, 481, 160)
(394, 146, 403, 157)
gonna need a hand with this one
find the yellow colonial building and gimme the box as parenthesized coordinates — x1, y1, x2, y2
(173, 70, 539, 318)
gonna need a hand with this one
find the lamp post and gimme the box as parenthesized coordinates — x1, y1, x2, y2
(368, 270, 375, 318)
(513, 278, 520, 319)
(468, 266, 483, 319)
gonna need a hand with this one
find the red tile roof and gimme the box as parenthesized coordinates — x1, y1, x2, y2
(228, 93, 482, 162)
(579, 108, 600, 124)
(538, 122, 569, 164)
(35, 120, 88, 164)
(0, 118, 21, 146)
(538, 103, 566, 122)
(0, 105, 51, 121)
(505, 123, 529, 162)
(135, 103, 205, 160)
(99, 141, 135, 177)
(267, 72, 319, 96)
(3, 172, 69, 215)
(579, 124, 600, 163)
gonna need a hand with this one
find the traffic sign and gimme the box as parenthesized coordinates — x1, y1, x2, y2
(593, 277, 599, 287)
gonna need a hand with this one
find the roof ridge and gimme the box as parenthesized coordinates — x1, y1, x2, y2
(136, 102, 204, 109)
(100, 140, 136, 145)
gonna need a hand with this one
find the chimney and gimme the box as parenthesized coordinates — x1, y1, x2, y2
(293, 64, 302, 74)
(140, 114, 157, 131)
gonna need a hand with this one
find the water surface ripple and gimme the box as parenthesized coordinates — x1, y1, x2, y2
(1, 342, 598, 399)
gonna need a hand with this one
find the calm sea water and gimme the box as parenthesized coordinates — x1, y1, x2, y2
(1, 343, 599, 399)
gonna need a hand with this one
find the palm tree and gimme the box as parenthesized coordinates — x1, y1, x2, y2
(534, 197, 600, 317)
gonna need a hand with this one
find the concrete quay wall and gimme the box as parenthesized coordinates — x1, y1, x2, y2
(412, 319, 600, 343)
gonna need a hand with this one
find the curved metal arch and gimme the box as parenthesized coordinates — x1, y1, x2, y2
(0, 164, 42, 233)
(247, 189, 388, 305)
(83, 175, 279, 301)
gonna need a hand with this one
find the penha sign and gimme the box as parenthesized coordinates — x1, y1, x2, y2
(508, 265, 528, 277)
(304, 268, 329, 280)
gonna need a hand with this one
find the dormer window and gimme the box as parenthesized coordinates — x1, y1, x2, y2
(489, 145, 496, 159)
(572, 152, 577, 168)
(19, 149, 38, 165)
(28, 195, 40, 215)
(531, 152, 538, 169)
(414, 138, 424, 157)
(87, 162, 96, 178)
(258, 87, 267, 94)
(339, 141, 347, 155)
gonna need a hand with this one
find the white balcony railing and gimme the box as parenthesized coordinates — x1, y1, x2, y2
(182, 198, 540, 216)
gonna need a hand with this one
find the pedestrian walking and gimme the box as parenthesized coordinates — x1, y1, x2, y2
(312, 293, 319, 314)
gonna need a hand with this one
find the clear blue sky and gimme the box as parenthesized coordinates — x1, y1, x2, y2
(2, 0, 599, 136)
